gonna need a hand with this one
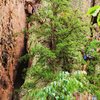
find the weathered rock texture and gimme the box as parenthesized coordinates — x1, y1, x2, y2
(72, 0, 91, 13)
(95, 0, 100, 5)
(0, 0, 26, 99)
(72, 0, 100, 13)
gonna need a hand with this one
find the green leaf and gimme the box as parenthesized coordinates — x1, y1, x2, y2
(87, 6, 100, 17)
(97, 13, 100, 26)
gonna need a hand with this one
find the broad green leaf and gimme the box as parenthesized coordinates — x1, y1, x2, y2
(97, 13, 100, 26)
(87, 5, 100, 17)
(92, 8, 100, 17)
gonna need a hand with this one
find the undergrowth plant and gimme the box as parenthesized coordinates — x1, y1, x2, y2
(19, 0, 100, 99)
(87, 5, 100, 26)
(28, 0, 90, 71)
(21, 71, 99, 100)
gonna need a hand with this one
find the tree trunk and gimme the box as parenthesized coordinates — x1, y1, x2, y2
(0, 0, 26, 99)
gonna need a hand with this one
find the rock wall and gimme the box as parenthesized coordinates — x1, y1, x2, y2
(0, 0, 26, 99)
(72, 0, 91, 13)
(95, 0, 100, 5)
(72, 0, 100, 13)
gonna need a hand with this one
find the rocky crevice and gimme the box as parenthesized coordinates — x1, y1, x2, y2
(12, 33, 29, 100)
(90, 0, 100, 37)
(0, 0, 26, 99)
(0, 0, 40, 99)
(13, 33, 28, 89)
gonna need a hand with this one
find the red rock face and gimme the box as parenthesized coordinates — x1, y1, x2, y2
(0, 0, 26, 99)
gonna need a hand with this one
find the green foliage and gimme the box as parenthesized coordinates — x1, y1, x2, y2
(31, 44, 56, 66)
(85, 40, 100, 58)
(21, 69, 100, 99)
(87, 6, 100, 17)
(20, 0, 100, 99)
(22, 64, 56, 90)
(85, 40, 100, 75)
(87, 74, 100, 99)
(28, 0, 89, 71)
(97, 13, 100, 26)
(22, 71, 100, 100)
(87, 5, 100, 26)
(21, 72, 79, 100)
(84, 40, 100, 98)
